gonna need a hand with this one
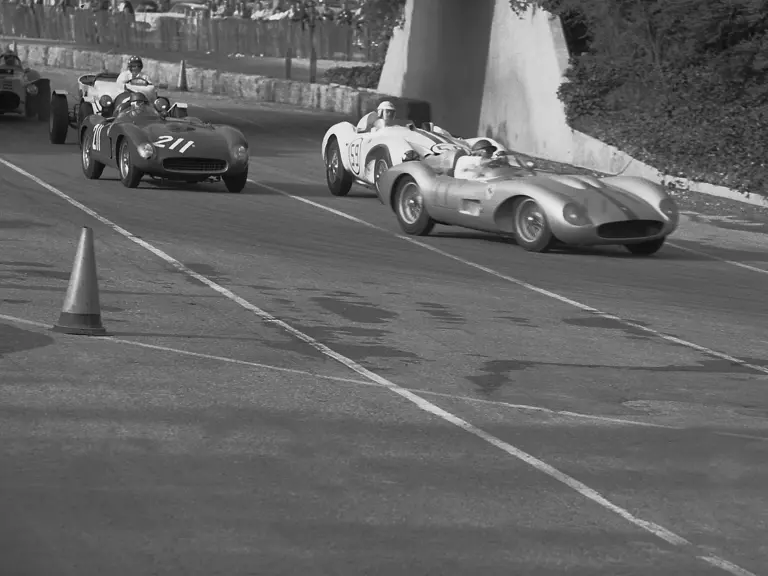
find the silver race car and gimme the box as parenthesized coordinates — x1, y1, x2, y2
(376, 148, 680, 255)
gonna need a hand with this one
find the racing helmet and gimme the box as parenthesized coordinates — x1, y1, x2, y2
(377, 100, 396, 121)
(127, 55, 143, 73)
(471, 139, 496, 157)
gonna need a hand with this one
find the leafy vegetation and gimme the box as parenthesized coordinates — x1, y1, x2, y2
(534, 0, 768, 194)
(321, 0, 405, 89)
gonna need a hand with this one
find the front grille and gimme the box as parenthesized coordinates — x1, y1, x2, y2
(0, 91, 20, 110)
(597, 220, 664, 239)
(162, 157, 228, 173)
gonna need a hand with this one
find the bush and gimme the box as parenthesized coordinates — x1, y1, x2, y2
(322, 62, 383, 89)
(534, 0, 768, 194)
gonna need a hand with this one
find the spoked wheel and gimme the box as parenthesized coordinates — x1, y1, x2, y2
(513, 197, 555, 252)
(325, 138, 352, 196)
(81, 129, 104, 180)
(118, 139, 143, 188)
(394, 175, 435, 236)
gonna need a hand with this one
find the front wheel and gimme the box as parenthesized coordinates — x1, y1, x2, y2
(223, 170, 248, 193)
(325, 138, 353, 197)
(49, 94, 69, 144)
(117, 139, 144, 188)
(394, 175, 435, 236)
(77, 101, 94, 130)
(625, 237, 666, 256)
(513, 197, 555, 252)
(81, 128, 105, 180)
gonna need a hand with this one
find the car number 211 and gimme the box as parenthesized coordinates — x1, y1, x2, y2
(153, 135, 195, 153)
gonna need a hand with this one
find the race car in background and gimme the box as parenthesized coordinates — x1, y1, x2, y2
(0, 50, 51, 121)
(77, 89, 250, 193)
(376, 148, 680, 256)
(49, 75, 188, 144)
(321, 112, 470, 197)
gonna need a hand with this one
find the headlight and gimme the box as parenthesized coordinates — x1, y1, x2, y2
(137, 143, 155, 159)
(233, 144, 248, 163)
(99, 94, 113, 110)
(562, 202, 592, 226)
(659, 198, 679, 220)
(154, 97, 170, 112)
(26, 84, 38, 95)
(402, 150, 419, 162)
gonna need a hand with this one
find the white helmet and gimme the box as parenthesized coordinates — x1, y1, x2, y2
(377, 100, 396, 118)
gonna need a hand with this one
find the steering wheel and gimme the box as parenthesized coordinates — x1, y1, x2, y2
(127, 77, 151, 86)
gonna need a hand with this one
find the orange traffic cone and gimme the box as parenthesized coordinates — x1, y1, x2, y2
(52, 226, 107, 336)
(177, 59, 188, 92)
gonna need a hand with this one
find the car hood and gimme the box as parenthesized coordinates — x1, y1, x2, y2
(531, 174, 664, 222)
(138, 118, 235, 154)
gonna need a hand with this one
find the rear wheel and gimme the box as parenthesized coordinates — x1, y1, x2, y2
(394, 175, 435, 236)
(223, 170, 248, 193)
(49, 94, 69, 144)
(78, 102, 94, 127)
(325, 138, 353, 197)
(81, 128, 105, 180)
(372, 150, 392, 188)
(625, 237, 666, 256)
(117, 139, 144, 188)
(513, 197, 555, 253)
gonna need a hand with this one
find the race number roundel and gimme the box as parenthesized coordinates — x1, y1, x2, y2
(349, 138, 362, 174)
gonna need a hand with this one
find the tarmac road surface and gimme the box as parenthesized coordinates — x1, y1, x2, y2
(0, 69, 766, 576)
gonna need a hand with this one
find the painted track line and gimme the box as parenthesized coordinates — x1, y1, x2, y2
(0, 313, 680, 431)
(0, 158, 759, 576)
(668, 241, 768, 276)
(250, 179, 768, 379)
(7, 311, 766, 442)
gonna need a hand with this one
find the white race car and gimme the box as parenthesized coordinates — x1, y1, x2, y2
(321, 113, 507, 197)
(49, 73, 188, 145)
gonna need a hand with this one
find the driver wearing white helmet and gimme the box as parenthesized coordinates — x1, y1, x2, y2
(372, 100, 396, 131)
(116, 55, 151, 87)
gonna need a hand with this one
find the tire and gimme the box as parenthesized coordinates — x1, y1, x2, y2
(371, 149, 392, 188)
(625, 237, 666, 256)
(223, 170, 248, 193)
(81, 128, 105, 180)
(393, 175, 435, 236)
(325, 138, 353, 197)
(513, 197, 556, 253)
(36, 82, 51, 122)
(78, 101, 94, 125)
(49, 94, 69, 145)
(117, 138, 144, 188)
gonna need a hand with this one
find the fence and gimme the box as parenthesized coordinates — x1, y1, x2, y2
(0, 5, 380, 64)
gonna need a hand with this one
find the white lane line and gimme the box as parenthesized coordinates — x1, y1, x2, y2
(250, 179, 768, 379)
(0, 312, 677, 431)
(668, 241, 768, 276)
(0, 159, 758, 576)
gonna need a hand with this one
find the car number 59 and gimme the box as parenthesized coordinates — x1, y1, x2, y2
(348, 138, 362, 173)
(153, 135, 195, 153)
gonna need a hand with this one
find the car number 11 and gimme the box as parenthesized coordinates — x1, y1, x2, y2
(153, 135, 195, 153)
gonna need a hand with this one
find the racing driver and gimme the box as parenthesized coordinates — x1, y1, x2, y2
(372, 100, 396, 131)
(116, 55, 152, 87)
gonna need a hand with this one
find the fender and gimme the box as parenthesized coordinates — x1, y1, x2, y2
(377, 161, 438, 211)
(321, 121, 355, 164)
(111, 124, 149, 160)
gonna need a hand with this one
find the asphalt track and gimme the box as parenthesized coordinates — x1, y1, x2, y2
(1, 70, 767, 575)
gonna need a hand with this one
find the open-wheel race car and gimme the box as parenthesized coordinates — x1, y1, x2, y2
(71, 88, 249, 193)
(49, 74, 188, 144)
(376, 147, 680, 256)
(0, 49, 51, 121)
(321, 112, 471, 197)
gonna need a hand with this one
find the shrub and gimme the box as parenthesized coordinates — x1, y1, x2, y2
(533, 0, 768, 195)
(321, 62, 383, 89)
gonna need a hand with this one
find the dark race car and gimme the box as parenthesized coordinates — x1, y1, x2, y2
(0, 50, 51, 121)
(75, 91, 249, 193)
